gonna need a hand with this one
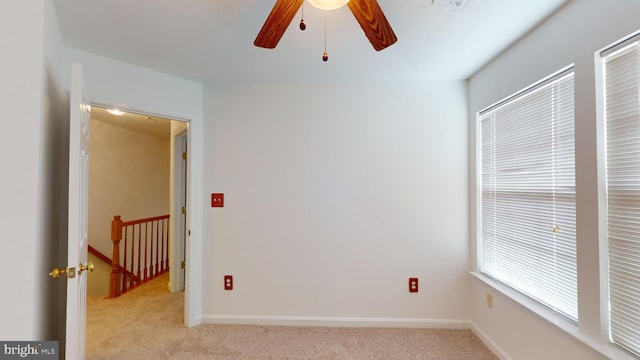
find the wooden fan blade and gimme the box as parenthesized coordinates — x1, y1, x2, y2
(254, 0, 304, 49)
(347, 0, 397, 51)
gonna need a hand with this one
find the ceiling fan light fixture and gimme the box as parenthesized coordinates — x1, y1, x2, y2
(307, 0, 350, 11)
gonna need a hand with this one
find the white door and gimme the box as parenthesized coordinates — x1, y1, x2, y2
(66, 63, 91, 360)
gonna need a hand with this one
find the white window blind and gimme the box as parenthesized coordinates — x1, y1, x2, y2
(479, 69, 577, 320)
(603, 39, 640, 357)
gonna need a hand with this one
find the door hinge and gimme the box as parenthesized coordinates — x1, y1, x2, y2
(182, 152, 187, 160)
(181, 261, 186, 269)
(181, 206, 186, 214)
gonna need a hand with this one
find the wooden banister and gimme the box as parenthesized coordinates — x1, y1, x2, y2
(107, 214, 170, 298)
(108, 216, 123, 298)
(88, 245, 111, 265)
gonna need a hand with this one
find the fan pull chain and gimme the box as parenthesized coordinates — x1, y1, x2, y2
(299, 1, 306, 30)
(322, 13, 329, 62)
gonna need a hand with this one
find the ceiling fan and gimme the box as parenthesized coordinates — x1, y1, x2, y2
(254, 0, 397, 52)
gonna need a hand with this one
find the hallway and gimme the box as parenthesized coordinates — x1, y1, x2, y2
(87, 273, 183, 358)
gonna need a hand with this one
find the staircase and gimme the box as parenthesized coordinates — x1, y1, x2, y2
(96, 214, 171, 298)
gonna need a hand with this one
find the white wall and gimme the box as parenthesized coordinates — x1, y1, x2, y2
(87, 253, 111, 296)
(64, 48, 204, 326)
(0, 0, 43, 340)
(468, 1, 640, 359)
(201, 81, 469, 326)
(0, 0, 67, 340)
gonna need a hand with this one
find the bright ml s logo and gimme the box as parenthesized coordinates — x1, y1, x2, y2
(3, 344, 39, 358)
(0, 342, 57, 359)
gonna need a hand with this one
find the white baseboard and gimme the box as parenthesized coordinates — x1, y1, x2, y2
(199, 315, 471, 329)
(469, 321, 512, 360)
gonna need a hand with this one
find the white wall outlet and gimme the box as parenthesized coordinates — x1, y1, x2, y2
(486, 292, 493, 309)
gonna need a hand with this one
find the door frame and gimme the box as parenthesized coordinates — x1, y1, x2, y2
(89, 100, 197, 327)
(171, 128, 188, 292)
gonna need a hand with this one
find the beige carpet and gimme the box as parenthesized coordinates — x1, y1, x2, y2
(87, 274, 498, 359)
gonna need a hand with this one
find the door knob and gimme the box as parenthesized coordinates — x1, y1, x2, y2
(49, 267, 76, 279)
(79, 262, 94, 275)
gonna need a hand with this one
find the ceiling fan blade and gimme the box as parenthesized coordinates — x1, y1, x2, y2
(347, 0, 397, 51)
(254, 0, 304, 49)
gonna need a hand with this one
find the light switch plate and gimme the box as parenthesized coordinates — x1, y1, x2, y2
(212, 193, 224, 207)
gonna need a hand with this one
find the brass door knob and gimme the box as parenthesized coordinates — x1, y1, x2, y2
(79, 262, 94, 275)
(49, 267, 76, 279)
(49, 268, 65, 278)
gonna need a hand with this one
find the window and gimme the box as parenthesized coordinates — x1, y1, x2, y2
(602, 37, 640, 357)
(479, 68, 577, 320)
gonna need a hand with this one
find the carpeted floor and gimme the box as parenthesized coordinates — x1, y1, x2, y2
(87, 274, 498, 359)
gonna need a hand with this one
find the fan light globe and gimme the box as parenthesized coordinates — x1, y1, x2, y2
(308, 0, 350, 11)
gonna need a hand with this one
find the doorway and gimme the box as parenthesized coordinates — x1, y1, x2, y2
(86, 105, 188, 311)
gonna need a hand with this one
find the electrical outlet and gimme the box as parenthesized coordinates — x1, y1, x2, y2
(409, 278, 419, 293)
(224, 275, 233, 290)
(486, 292, 493, 309)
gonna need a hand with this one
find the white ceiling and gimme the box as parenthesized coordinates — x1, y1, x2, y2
(52, 0, 568, 84)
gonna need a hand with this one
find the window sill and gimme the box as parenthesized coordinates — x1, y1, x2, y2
(470, 272, 636, 360)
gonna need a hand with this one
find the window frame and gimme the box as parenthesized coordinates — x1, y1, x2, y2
(477, 65, 578, 321)
(600, 33, 640, 358)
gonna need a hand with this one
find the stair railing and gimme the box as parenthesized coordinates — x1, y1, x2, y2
(108, 214, 170, 298)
